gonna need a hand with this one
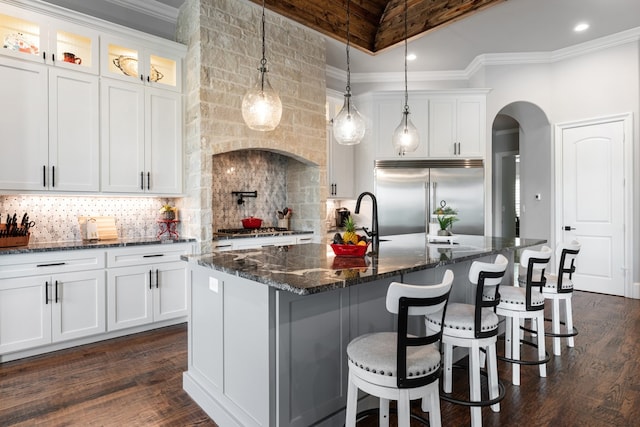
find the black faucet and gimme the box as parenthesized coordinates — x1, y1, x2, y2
(355, 192, 379, 251)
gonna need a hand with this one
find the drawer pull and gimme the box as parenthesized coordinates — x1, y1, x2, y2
(143, 254, 164, 258)
(216, 244, 232, 248)
(37, 262, 67, 267)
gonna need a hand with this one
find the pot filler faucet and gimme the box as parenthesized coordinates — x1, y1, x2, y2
(355, 192, 379, 251)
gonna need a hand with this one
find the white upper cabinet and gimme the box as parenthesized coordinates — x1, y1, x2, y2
(0, 5, 99, 74)
(0, 58, 99, 192)
(101, 79, 182, 195)
(48, 68, 100, 191)
(327, 94, 355, 198)
(428, 94, 486, 158)
(102, 36, 182, 92)
(374, 93, 429, 159)
(0, 58, 48, 190)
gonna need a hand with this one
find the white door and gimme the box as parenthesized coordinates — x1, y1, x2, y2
(559, 119, 626, 296)
(49, 68, 100, 191)
(153, 261, 187, 322)
(146, 87, 182, 194)
(100, 78, 145, 193)
(107, 265, 153, 330)
(51, 270, 106, 342)
(0, 58, 48, 191)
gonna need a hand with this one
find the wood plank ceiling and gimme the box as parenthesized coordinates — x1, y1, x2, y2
(251, 0, 506, 54)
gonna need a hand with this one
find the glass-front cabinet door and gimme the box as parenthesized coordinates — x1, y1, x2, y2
(102, 36, 181, 92)
(0, 6, 98, 74)
(51, 22, 99, 74)
(0, 10, 45, 62)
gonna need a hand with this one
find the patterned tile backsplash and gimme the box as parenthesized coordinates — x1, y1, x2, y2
(212, 150, 288, 231)
(0, 195, 180, 243)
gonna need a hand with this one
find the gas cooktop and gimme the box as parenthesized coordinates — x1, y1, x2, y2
(216, 227, 289, 236)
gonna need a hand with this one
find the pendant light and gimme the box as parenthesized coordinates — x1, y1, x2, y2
(332, 0, 366, 145)
(391, 0, 419, 155)
(242, 0, 282, 131)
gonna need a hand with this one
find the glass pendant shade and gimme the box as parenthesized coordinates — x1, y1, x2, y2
(392, 110, 419, 156)
(333, 93, 366, 145)
(242, 67, 282, 131)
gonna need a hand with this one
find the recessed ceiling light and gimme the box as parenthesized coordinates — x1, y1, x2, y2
(574, 22, 589, 32)
(406, 53, 417, 61)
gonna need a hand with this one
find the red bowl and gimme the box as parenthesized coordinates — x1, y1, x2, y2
(330, 243, 369, 257)
(241, 217, 263, 229)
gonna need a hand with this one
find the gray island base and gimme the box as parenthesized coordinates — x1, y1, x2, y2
(182, 234, 545, 426)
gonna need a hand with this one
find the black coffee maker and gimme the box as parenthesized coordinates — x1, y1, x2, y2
(335, 208, 350, 228)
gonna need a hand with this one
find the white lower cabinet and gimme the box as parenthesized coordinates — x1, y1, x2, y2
(106, 243, 191, 331)
(107, 261, 187, 330)
(0, 252, 105, 355)
(0, 242, 192, 361)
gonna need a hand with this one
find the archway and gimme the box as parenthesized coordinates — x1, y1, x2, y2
(491, 102, 552, 245)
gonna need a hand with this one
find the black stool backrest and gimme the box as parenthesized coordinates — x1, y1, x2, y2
(388, 270, 453, 389)
(555, 241, 581, 294)
(520, 246, 552, 310)
(469, 254, 509, 339)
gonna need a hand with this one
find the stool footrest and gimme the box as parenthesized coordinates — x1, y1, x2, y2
(497, 336, 551, 366)
(543, 317, 579, 338)
(439, 364, 506, 408)
(354, 408, 431, 426)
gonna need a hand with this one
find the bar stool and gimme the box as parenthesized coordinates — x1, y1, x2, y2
(542, 241, 581, 356)
(345, 270, 454, 427)
(497, 246, 552, 386)
(426, 254, 508, 427)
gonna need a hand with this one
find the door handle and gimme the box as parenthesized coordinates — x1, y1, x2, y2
(55, 280, 59, 303)
(564, 226, 576, 231)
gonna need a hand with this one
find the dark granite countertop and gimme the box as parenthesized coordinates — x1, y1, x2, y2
(0, 237, 196, 255)
(183, 233, 546, 295)
(213, 230, 314, 241)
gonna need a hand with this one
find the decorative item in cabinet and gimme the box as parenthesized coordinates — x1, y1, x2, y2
(105, 42, 177, 89)
(0, 13, 40, 57)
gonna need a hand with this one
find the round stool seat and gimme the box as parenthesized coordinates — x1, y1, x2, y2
(499, 286, 544, 311)
(347, 332, 441, 388)
(542, 273, 573, 293)
(426, 303, 499, 339)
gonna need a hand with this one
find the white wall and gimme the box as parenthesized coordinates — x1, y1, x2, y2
(349, 36, 640, 283)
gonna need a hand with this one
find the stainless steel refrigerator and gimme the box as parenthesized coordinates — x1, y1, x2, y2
(375, 159, 484, 236)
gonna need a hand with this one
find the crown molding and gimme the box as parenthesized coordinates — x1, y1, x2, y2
(328, 26, 640, 84)
(103, 0, 179, 23)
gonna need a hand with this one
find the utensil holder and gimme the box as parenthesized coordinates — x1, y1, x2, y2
(278, 219, 289, 230)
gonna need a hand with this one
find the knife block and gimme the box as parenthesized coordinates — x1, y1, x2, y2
(0, 233, 30, 248)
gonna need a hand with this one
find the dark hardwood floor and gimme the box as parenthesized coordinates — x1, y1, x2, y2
(1, 290, 639, 426)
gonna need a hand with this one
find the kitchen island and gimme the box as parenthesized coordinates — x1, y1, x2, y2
(182, 234, 545, 427)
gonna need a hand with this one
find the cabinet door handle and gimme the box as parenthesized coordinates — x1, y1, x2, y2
(43, 52, 46, 61)
(55, 280, 59, 303)
(52, 165, 55, 187)
(149, 270, 153, 289)
(52, 53, 55, 62)
(45, 281, 49, 304)
(141, 172, 144, 190)
(147, 75, 150, 83)
(147, 172, 150, 190)
(43, 165, 47, 187)
(140, 74, 144, 82)
(156, 269, 159, 288)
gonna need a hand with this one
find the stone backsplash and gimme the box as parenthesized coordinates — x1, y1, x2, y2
(0, 195, 180, 243)
(212, 150, 288, 230)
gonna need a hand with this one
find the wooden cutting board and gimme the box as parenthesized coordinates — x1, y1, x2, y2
(78, 216, 118, 240)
